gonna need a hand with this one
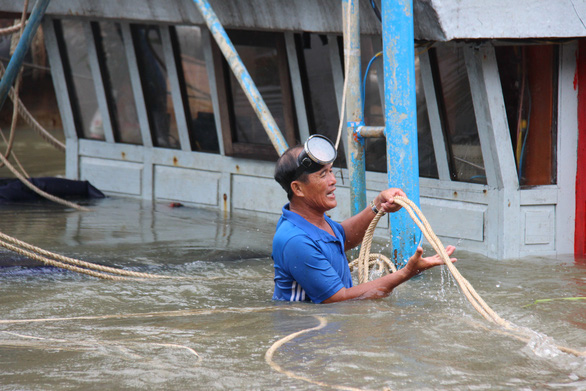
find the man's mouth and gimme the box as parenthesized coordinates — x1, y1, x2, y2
(327, 188, 336, 199)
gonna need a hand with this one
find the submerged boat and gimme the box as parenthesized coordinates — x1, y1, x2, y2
(1, 0, 585, 261)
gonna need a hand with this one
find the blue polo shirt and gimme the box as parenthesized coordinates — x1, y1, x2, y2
(272, 204, 353, 303)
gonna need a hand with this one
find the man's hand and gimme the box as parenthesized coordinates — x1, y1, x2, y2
(373, 188, 407, 214)
(404, 245, 457, 276)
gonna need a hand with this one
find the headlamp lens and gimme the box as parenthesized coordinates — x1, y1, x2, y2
(305, 135, 337, 164)
(292, 135, 337, 180)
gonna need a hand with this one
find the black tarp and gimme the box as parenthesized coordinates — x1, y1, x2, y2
(0, 177, 105, 202)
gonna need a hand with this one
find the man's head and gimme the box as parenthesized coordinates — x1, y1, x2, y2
(274, 145, 304, 200)
(274, 135, 337, 201)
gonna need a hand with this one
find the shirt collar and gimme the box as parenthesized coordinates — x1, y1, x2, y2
(282, 203, 341, 243)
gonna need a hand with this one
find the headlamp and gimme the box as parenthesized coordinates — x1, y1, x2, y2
(292, 134, 337, 180)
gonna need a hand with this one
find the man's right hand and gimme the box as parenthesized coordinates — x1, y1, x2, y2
(403, 245, 457, 277)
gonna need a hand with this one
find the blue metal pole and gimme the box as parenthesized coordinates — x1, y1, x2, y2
(382, 0, 420, 267)
(0, 0, 51, 112)
(343, 0, 366, 216)
(192, 0, 289, 156)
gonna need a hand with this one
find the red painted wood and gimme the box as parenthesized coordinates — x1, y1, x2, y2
(523, 46, 555, 186)
(575, 40, 586, 255)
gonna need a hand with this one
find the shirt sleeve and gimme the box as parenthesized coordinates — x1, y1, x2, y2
(281, 234, 345, 303)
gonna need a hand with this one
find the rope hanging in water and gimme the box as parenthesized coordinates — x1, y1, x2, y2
(393, 196, 509, 327)
(0, 231, 180, 280)
(352, 195, 585, 357)
(351, 196, 508, 326)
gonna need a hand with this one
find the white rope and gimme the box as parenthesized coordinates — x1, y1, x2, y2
(334, 0, 353, 151)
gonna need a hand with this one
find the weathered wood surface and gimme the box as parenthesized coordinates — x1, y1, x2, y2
(3, 0, 586, 40)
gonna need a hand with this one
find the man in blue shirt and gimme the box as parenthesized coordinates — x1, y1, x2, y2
(272, 136, 456, 303)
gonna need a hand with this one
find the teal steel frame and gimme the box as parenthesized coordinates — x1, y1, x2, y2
(381, 0, 420, 266)
(342, 0, 367, 217)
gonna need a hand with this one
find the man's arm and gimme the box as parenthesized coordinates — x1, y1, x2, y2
(323, 245, 456, 303)
(341, 188, 406, 250)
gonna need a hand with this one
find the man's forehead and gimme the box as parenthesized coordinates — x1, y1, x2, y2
(314, 163, 333, 174)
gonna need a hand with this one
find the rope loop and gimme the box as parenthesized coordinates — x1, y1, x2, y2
(349, 210, 397, 283)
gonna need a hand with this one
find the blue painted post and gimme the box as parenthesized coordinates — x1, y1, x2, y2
(343, 0, 367, 216)
(192, 0, 289, 156)
(0, 0, 51, 112)
(382, 0, 420, 266)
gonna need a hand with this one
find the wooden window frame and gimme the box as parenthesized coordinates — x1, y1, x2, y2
(211, 30, 297, 161)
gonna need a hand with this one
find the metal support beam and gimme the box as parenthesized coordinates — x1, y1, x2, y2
(0, 0, 51, 111)
(192, 0, 289, 156)
(343, 0, 366, 216)
(382, 0, 420, 266)
(85, 22, 116, 144)
(465, 45, 520, 259)
(284, 32, 310, 142)
(161, 26, 192, 152)
(121, 23, 153, 148)
(357, 126, 384, 138)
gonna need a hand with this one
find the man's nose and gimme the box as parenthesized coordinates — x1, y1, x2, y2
(328, 171, 337, 184)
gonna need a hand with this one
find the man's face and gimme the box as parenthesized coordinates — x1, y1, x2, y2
(301, 163, 337, 212)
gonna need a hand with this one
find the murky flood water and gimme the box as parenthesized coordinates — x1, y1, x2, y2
(0, 129, 585, 390)
(1, 198, 585, 390)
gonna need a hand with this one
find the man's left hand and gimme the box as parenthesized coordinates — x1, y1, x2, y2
(374, 188, 407, 214)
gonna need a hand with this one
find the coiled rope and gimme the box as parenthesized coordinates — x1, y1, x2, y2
(0, 230, 182, 280)
(265, 316, 339, 389)
(348, 209, 397, 283)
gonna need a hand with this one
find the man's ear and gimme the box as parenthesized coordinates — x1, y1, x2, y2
(290, 180, 305, 198)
